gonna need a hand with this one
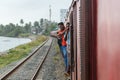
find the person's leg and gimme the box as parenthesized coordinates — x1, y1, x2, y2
(62, 46, 69, 72)
(59, 45, 64, 57)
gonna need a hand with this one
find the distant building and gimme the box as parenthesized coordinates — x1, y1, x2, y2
(60, 9, 68, 22)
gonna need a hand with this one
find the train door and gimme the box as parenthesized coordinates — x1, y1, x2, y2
(69, 11, 75, 80)
(70, 1, 78, 80)
(73, 1, 77, 80)
(80, 0, 97, 80)
(70, 0, 97, 80)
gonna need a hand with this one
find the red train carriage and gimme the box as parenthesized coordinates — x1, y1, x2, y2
(67, 0, 120, 80)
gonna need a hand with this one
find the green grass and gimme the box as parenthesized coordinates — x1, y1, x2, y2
(53, 44, 61, 62)
(0, 35, 47, 69)
(55, 44, 60, 54)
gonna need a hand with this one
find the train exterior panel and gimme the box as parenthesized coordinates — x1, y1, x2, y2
(97, 0, 120, 80)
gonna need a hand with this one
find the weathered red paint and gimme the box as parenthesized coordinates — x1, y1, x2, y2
(97, 0, 120, 80)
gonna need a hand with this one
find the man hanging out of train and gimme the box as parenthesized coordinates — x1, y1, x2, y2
(65, 22, 71, 75)
(50, 22, 69, 76)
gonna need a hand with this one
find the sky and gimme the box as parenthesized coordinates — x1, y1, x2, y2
(0, 0, 72, 25)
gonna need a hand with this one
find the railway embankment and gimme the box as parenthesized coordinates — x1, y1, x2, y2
(0, 38, 68, 80)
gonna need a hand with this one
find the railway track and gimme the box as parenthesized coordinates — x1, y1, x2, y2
(0, 38, 53, 80)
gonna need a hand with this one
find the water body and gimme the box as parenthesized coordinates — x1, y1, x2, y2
(0, 36, 31, 52)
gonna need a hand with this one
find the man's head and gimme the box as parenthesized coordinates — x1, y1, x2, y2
(58, 22, 65, 30)
(66, 22, 70, 27)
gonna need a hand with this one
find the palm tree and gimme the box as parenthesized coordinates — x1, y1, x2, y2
(20, 19, 24, 27)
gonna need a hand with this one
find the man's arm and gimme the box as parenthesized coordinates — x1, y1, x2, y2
(50, 31, 59, 38)
(58, 27, 69, 36)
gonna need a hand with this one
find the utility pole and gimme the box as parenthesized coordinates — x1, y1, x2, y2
(49, 5, 51, 22)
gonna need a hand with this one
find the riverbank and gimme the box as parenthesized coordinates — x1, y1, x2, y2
(0, 35, 39, 53)
(0, 35, 47, 69)
(0, 36, 32, 52)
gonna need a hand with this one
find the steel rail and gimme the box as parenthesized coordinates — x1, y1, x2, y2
(31, 39, 53, 80)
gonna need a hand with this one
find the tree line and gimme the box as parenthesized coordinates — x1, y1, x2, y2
(0, 18, 57, 37)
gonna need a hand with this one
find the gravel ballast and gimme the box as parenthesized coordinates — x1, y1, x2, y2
(36, 39, 69, 80)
